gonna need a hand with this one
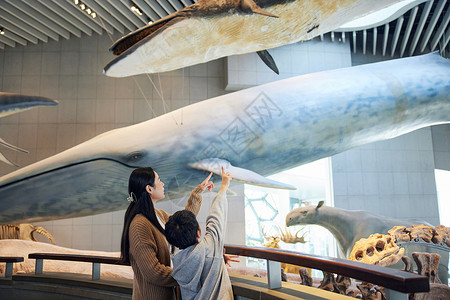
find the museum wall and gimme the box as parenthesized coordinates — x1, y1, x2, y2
(332, 127, 440, 225)
(0, 32, 447, 251)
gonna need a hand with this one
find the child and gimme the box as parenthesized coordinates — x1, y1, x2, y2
(165, 166, 233, 300)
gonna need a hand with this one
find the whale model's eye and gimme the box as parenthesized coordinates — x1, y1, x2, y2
(127, 152, 143, 162)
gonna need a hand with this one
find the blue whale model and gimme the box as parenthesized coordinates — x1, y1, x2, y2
(103, 0, 403, 77)
(0, 53, 448, 223)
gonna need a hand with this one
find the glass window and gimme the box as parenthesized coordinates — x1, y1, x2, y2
(244, 158, 336, 276)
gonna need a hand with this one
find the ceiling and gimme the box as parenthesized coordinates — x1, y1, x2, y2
(0, 0, 448, 58)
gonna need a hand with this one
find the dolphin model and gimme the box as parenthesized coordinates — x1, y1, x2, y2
(0, 93, 58, 166)
(0, 53, 449, 223)
(103, 0, 403, 77)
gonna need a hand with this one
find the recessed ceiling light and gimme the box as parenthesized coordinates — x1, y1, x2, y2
(0, 28, 4, 35)
(131, 6, 142, 16)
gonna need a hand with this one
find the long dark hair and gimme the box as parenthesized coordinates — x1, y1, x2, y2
(120, 167, 165, 264)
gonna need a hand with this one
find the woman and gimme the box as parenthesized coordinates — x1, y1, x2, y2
(120, 167, 213, 299)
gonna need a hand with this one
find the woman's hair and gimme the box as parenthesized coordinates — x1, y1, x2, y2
(120, 167, 165, 264)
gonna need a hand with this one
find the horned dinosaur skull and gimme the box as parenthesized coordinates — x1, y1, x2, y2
(349, 233, 404, 267)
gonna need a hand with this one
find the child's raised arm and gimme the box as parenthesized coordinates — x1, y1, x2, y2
(219, 166, 232, 192)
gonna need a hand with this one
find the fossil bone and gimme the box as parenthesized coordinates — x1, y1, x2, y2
(317, 271, 340, 293)
(387, 226, 411, 242)
(0, 224, 55, 244)
(299, 267, 312, 286)
(412, 252, 442, 284)
(349, 233, 405, 267)
(401, 256, 414, 273)
(403, 252, 450, 300)
(409, 225, 434, 243)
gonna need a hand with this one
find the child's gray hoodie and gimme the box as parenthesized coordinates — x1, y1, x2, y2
(171, 190, 233, 300)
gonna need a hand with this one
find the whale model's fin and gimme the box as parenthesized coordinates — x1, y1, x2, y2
(0, 137, 29, 154)
(0, 152, 19, 167)
(189, 158, 295, 190)
(240, 0, 279, 18)
(257, 50, 280, 74)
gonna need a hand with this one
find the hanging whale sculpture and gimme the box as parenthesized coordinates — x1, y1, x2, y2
(0, 93, 58, 167)
(103, 0, 404, 77)
(0, 53, 448, 223)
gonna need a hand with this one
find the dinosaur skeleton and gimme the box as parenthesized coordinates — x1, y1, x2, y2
(0, 224, 55, 244)
(388, 224, 450, 247)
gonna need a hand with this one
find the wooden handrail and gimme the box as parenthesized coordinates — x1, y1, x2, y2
(0, 257, 24, 263)
(27, 245, 430, 295)
(224, 244, 429, 294)
(0, 256, 24, 278)
(28, 253, 126, 265)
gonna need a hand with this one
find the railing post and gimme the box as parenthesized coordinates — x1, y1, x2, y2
(5, 262, 13, 278)
(266, 260, 281, 289)
(385, 288, 409, 300)
(92, 262, 100, 280)
(35, 258, 43, 274)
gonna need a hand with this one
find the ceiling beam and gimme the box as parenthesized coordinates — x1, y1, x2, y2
(391, 16, 404, 56)
(59, 0, 110, 35)
(442, 26, 450, 49)
(22, 0, 82, 38)
(0, 42, 4, 49)
(38, 0, 93, 37)
(119, 0, 149, 25)
(156, 0, 176, 14)
(382, 24, 389, 56)
(0, 1, 59, 41)
(82, 0, 124, 34)
(5, 0, 70, 40)
(352, 31, 356, 53)
(419, 0, 446, 52)
(180, 0, 194, 6)
(341, 32, 346, 44)
(0, 9, 47, 42)
(0, 28, 27, 45)
(331, 31, 335, 42)
(373, 27, 377, 55)
(143, 0, 168, 18)
(0, 16, 38, 44)
(105, 0, 144, 29)
(168, 0, 184, 11)
(430, 3, 450, 51)
(96, 0, 135, 32)
(399, 6, 418, 57)
(0, 34, 15, 47)
(133, 0, 160, 22)
(362, 29, 367, 54)
(409, 0, 434, 56)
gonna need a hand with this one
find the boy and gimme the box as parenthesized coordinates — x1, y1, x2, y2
(165, 166, 233, 300)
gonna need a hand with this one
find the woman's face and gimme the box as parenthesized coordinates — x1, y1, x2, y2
(147, 172, 165, 202)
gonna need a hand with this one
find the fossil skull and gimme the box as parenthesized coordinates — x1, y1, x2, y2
(349, 233, 404, 267)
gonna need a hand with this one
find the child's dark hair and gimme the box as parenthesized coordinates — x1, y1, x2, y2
(165, 210, 199, 249)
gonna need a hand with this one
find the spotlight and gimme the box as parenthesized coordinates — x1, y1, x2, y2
(0, 28, 4, 35)
(86, 8, 91, 14)
(131, 6, 142, 16)
(80, 3, 85, 10)
(74, 0, 79, 5)
(91, 12, 96, 18)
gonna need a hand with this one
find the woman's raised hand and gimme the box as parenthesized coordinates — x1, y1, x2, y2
(200, 172, 214, 192)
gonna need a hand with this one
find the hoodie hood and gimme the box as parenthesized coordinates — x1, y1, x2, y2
(172, 243, 207, 294)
